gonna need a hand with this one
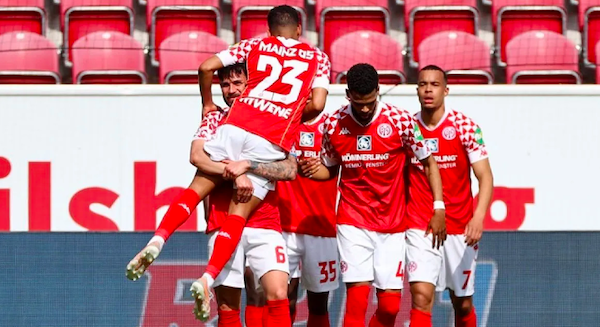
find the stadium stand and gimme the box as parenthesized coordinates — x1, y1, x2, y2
(71, 31, 146, 84)
(0, 0, 599, 84)
(147, 0, 220, 65)
(492, 0, 566, 66)
(158, 31, 227, 84)
(61, 0, 134, 65)
(418, 31, 492, 84)
(315, 0, 390, 56)
(232, 0, 306, 42)
(580, 0, 600, 67)
(0, 0, 45, 35)
(0, 31, 60, 83)
(505, 30, 580, 84)
(330, 30, 405, 84)
(404, 0, 478, 68)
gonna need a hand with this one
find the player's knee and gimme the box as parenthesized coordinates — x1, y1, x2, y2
(411, 290, 434, 312)
(218, 303, 237, 312)
(265, 286, 288, 301)
(453, 297, 474, 317)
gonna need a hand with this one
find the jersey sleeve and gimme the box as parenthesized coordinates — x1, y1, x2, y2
(312, 49, 331, 90)
(388, 107, 431, 160)
(193, 110, 225, 141)
(320, 114, 340, 167)
(455, 115, 489, 164)
(216, 38, 261, 66)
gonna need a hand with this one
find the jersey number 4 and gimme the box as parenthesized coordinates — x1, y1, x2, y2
(249, 55, 309, 105)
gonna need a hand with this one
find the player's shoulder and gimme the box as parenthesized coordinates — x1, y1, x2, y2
(322, 105, 350, 133)
(446, 109, 480, 134)
(379, 102, 415, 128)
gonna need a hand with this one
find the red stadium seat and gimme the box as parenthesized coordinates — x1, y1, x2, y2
(60, 0, 134, 65)
(597, 41, 600, 83)
(253, 32, 313, 45)
(0, 0, 45, 35)
(579, 0, 600, 67)
(232, 0, 306, 42)
(506, 31, 580, 84)
(315, 0, 390, 56)
(0, 32, 59, 84)
(71, 31, 146, 84)
(492, 0, 566, 66)
(147, 0, 220, 65)
(404, 0, 479, 68)
(330, 31, 405, 84)
(418, 31, 492, 84)
(158, 31, 228, 84)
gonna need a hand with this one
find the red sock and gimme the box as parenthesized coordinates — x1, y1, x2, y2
(456, 307, 477, 327)
(205, 214, 246, 279)
(409, 309, 432, 327)
(217, 308, 241, 327)
(244, 305, 263, 327)
(368, 292, 401, 327)
(343, 285, 370, 327)
(308, 313, 330, 327)
(264, 299, 291, 327)
(155, 189, 200, 241)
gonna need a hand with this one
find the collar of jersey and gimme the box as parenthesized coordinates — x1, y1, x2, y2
(417, 108, 451, 132)
(276, 36, 301, 47)
(347, 101, 383, 127)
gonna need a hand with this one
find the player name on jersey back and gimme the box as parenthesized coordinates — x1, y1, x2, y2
(217, 36, 330, 152)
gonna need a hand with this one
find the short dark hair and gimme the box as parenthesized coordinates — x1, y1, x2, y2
(419, 65, 448, 84)
(267, 5, 300, 31)
(346, 63, 379, 95)
(217, 63, 247, 81)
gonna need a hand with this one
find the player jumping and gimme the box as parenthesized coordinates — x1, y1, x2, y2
(406, 65, 494, 327)
(308, 63, 445, 327)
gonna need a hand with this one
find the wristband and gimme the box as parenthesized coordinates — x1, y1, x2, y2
(433, 200, 445, 210)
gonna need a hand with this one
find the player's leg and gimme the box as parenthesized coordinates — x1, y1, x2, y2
(214, 286, 243, 327)
(302, 235, 339, 327)
(244, 266, 266, 327)
(126, 170, 220, 281)
(244, 227, 291, 327)
(369, 231, 406, 327)
(283, 232, 303, 324)
(405, 229, 443, 327)
(337, 225, 376, 327)
(443, 235, 478, 327)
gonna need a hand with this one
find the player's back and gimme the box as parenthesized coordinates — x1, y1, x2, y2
(223, 36, 329, 151)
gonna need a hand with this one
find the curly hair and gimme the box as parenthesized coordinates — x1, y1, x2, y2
(267, 5, 300, 31)
(346, 63, 379, 95)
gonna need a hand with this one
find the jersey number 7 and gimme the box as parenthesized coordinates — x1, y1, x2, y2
(249, 55, 309, 105)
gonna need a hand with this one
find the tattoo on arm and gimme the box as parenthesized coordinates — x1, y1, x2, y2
(248, 155, 297, 181)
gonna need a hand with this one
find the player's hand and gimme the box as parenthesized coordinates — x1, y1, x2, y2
(125, 241, 162, 281)
(222, 160, 251, 180)
(299, 157, 321, 178)
(234, 175, 253, 203)
(464, 215, 484, 246)
(202, 103, 221, 116)
(426, 209, 447, 249)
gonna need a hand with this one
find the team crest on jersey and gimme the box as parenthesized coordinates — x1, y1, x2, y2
(357, 135, 372, 151)
(377, 123, 393, 138)
(474, 127, 485, 145)
(442, 126, 456, 140)
(425, 138, 439, 153)
(318, 123, 325, 134)
(299, 132, 315, 147)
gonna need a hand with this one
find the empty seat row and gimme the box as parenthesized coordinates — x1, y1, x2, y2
(1, 0, 600, 69)
(0, 30, 593, 85)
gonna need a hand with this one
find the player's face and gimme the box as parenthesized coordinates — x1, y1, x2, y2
(417, 70, 448, 111)
(220, 73, 248, 107)
(347, 88, 379, 123)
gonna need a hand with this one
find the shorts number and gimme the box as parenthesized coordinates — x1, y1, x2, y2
(462, 270, 472, 290)
(396, 261, 404, 278)
(318, 261, 337, 283)
(248, 55, 309, 105)
(275, 246, 286, 264)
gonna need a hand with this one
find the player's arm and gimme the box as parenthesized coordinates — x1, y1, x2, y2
(190, 139, 226, 175)
(221, 154, 298, 181)
(299, 157, 339, 180)
(465, 159, 493, 245)
(198, 55, 225, 117)
(302, 88, 328, 122)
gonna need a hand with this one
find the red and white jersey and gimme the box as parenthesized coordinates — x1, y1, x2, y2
(194, 108, 282, 233)
(278, 114, 337, 238)
(321, 102, 430, 233)
(216, 36, 331, 152)
(406, 109, 488, 234)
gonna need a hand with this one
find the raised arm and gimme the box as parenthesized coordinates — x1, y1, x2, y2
(198, 55, 225, 117)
